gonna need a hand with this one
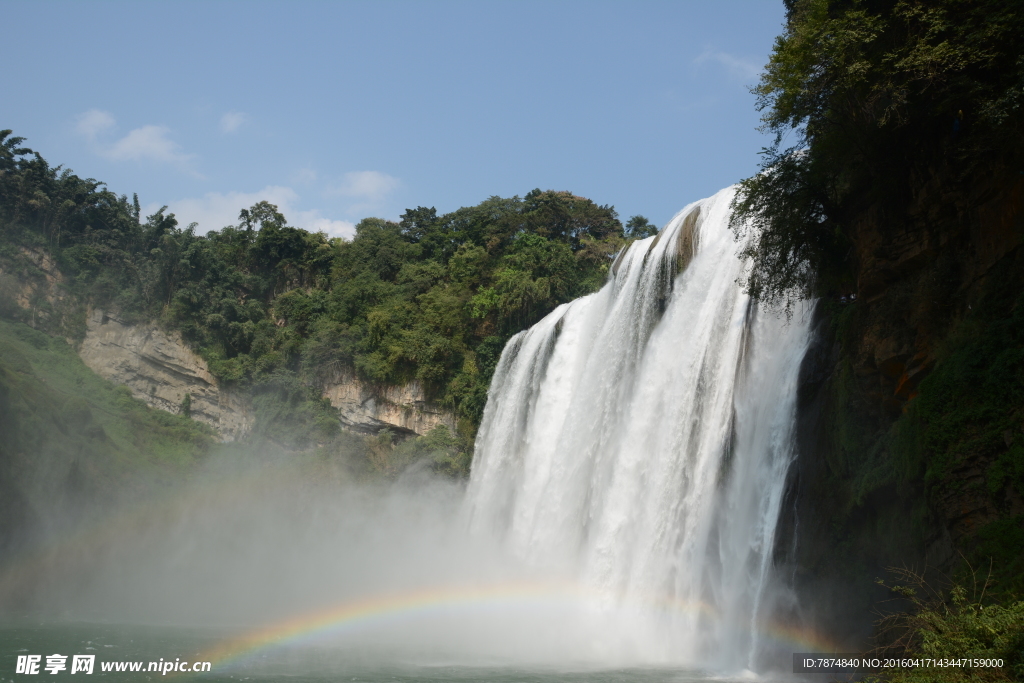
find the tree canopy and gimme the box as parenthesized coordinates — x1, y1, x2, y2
(0, 131, 655, 458)
(732, 0, 1024, 308)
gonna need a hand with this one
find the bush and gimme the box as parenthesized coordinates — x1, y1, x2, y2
(872, 567, 1024, 682)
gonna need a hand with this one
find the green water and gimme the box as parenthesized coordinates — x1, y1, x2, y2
(0, 622, 787, 683)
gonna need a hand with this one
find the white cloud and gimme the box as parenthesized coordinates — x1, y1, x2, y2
(294, 211, 356, 239)
(693, 49, 762, 82)
(152, 185, 356, 239)
(329, 170, 400, 214)
(76, 109, 116, 141)
(105, 125, 194, 166)
(220, 111, 246, 134)
(163, 186, 298, 231)
(74, 110, 197, 174)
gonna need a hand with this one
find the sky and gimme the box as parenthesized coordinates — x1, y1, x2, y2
(4, 1, 787, 239)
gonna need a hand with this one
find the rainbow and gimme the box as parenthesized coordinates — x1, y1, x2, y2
(199, 580, 843, 671)
(201, 581, 581, 668)
(0, 468, 845, 670)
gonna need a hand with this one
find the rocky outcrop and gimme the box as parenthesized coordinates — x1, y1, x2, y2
(0, 247, 76, 332)
(319, 365, 457, 436)
(7, 247, 66, 307)
(78, 310, 253, 441)
(78, 310, 457, 442)
(848, 171, 1024, 416)
(776, 306, 956, 649)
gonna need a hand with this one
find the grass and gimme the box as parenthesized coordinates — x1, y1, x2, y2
(0, 319, 214, 492)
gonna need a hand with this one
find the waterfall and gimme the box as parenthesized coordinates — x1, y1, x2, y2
(465, 187, 812, 671)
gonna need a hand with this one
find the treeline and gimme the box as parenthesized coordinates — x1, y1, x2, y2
(733, 0, 1024, 306)
(0, 130, 656, 469)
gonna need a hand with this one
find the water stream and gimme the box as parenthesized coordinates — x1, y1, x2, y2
(467, 187, 812, 672)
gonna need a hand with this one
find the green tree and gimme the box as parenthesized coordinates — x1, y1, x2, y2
(625, 215, 659, 239)
(731, 0, 1024, 308)
(1, 131, 640, 470)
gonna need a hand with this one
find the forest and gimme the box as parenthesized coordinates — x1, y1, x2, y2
(1, 128, 655, 472)
(3, 0, 1024, 678)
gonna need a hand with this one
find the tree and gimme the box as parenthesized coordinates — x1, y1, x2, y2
(731, 0, 1024, 308)
(625, 215, 658, 239)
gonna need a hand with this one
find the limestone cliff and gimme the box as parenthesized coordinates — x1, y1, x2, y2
(1, 245, 458, 443)
(319, 364, 456, 436)
(77, 310, 456, 442)
(78, 310, 253, 441)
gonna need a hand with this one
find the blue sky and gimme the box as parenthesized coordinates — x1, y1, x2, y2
(4, 1, 786, 238)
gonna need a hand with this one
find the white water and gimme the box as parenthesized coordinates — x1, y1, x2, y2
(466, 187, 812, 672)
(1, 187, 812, 681)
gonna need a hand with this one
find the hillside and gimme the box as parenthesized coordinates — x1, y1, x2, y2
(734, 0, 1024, 657)
(0, 318, 212, 555)
(0, 130, 656, 476)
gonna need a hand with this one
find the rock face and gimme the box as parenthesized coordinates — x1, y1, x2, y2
(319, 365, 456, 436)
(774, 170, 1024, 648)
(77, 310, 456, 442)
(848, 172, 1024, 417)
(78, 310, 253, 441)
(0, 247, 76, 332)
(7, 247, 65, 308)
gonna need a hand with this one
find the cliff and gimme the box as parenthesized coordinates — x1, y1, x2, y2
(777, 168, 1024, 646)
(0, 246, 80, 336)
(1, 241, 459, 443)
(319, 365, 456, 436)
(78, 309, 253, 441)
(77, 309, 456, 443)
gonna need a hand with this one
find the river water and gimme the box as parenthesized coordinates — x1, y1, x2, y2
(1, 621, 790, 682)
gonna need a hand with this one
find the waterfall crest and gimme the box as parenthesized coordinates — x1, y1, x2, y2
(465, 187, 812, 670)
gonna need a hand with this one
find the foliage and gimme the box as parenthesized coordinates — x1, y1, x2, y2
(731, 2, 1024, 611)
(871, 567, 1024, 682)
(893, 254, 1024, 600)
(624, 215, 659, 239)
(391, 425, 469, 478)
(731, 0, 1024, 307)
(905, 265, 1024, 499)
(0, 318, 214, 551)
(1, 131, 634, 472)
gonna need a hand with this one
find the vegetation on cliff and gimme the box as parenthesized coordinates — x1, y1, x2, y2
(732, 0, 1024, 307)
(0, 318, 213, 553)
(870, 568, 1024, 683)
(0, 129, 652, 471)
(735, 0, 1024, 661)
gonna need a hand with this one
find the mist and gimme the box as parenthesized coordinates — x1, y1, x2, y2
(0, 443, 690, 672)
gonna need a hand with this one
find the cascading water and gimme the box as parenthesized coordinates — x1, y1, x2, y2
(0, 186, 816, 682)
(466, 186, 812, 672)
